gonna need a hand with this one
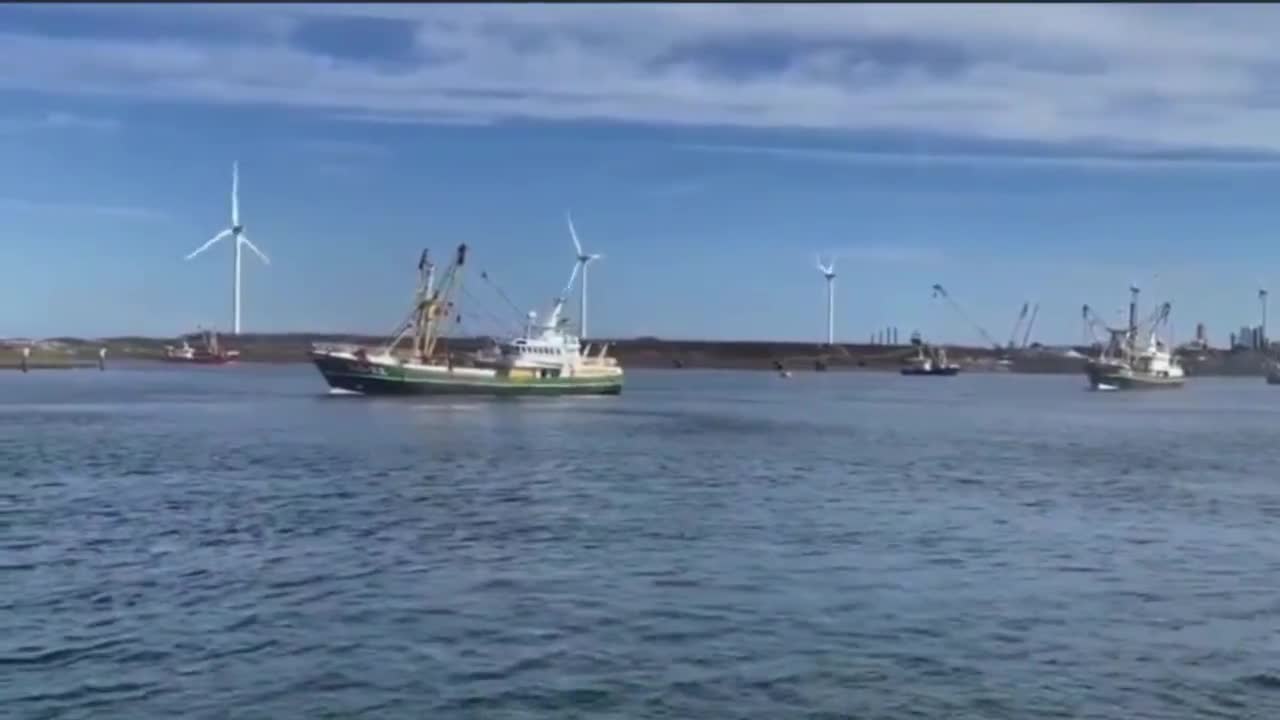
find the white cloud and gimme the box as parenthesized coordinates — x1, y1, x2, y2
(679, 142, 1280, 171)
(286, 138, 390, 159)
(4, 4, 1280, 152)
(0, 196, 165, 221)
(824, 244, 945, 265)
(0, 110, 118, 134)
(330, 111, 495, 127)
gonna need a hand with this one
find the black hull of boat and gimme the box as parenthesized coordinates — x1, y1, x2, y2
(1085, 363, 1184, 390)
(900, 367, 960, 376)
(311, 353, 623, 397)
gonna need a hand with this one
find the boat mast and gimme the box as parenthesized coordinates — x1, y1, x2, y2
(414, 243, 468, 360)
(1128, 284, 1140, 358)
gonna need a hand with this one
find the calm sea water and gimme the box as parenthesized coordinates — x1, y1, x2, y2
(3, 364, 1280, 719)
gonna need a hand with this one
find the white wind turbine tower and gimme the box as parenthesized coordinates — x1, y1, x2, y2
(816, 255, 836, 345)
(185, 161, 270, 335)
(566, 211, 603, 339)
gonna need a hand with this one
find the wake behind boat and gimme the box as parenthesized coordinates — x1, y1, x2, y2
(1082, 285, 1184, 390)
(310, 243, 623, 397)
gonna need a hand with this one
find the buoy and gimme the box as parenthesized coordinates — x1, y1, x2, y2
(98, 347, 107, 371)
(21, 346, 29, 373)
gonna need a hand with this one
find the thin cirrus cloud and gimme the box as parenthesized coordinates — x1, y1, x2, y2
(676, 142, 1280, 171)
(2, 4, 1280, 155)
(0, 196, 166, 221)
(0, 111, 119, 134)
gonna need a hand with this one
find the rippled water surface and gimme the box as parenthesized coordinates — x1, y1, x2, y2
(4, 364, 1280, 719)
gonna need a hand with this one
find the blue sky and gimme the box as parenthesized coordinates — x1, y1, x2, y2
(3, 3, 1280, 345)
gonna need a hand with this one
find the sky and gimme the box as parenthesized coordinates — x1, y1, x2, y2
(3, 3, 1280, 345)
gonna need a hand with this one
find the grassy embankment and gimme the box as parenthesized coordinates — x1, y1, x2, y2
(5, 333, 1267, 375)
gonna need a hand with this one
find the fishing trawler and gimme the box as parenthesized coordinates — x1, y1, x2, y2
(1083, 285, 1184, 390)
(900, 343, 960, 376)
(163, 329, 239, 364)
(310, 244, 623, 396)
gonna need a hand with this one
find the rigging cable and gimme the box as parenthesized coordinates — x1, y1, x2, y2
(460, 284, 520, 337)
(479, 270, 529, 322)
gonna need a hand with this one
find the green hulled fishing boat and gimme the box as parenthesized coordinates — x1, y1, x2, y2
(310, 243, 623, 396)
(1082, 285, 1184, 391)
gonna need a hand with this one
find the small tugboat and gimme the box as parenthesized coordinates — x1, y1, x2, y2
(900, 343, 961, 376)
(1082, 285, 1184, 390)
(1265, 359, 1280, 385)
(310, 244, 624, 396)
(163, 328, 240, 364)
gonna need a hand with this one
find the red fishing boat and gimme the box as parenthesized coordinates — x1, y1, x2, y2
(163, 329, 240, 364)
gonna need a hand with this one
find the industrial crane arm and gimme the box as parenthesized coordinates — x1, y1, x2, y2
(932, 284, 1003, 351)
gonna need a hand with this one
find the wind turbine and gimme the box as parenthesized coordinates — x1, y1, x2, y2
(816, 255, 836, 346)
(185, 161, 270, 335)
(566, 211, 603, 339)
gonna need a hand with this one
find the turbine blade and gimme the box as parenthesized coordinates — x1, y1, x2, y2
(186, 229, 232, 260)
(559, 260, 581, 302)
(589, 253, 604, 262)
(566, 211, 583, 257)
(239, 233, 270, 265)
(232, 160, 240, 226)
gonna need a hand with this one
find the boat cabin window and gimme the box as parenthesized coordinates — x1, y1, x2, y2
(499, 343, 565, 357)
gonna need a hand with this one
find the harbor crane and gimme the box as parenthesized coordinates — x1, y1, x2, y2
(1021, 303, 1039, 348)
(1009, 302, 1039, 349)
(1008, 302, 1030, 349)
(931, 284, 1004, 352)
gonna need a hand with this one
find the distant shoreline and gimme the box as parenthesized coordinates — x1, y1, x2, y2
(1, 334, 1270, 376)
